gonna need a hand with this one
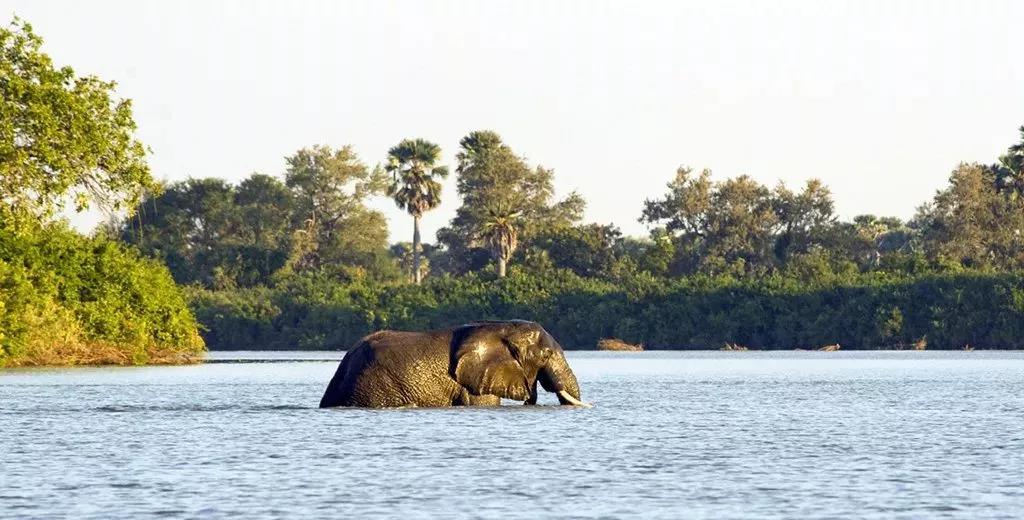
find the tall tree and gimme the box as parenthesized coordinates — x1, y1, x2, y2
(641, 167, 780, 276)
(533, 223, 623, 278)
(385, 139, 448, 284)
(482, 207, 522, 278)
(284, 145, 388, 272)
(439, 131, 584, 276)
(994, 125, 1024, 198)
(913, 163, 1024, 269)
(772, 179, 837, 262)
(121, 176, 273, 287)
(120, 154, 393, 288)
(0, 18, 154, 228)
(825, 214, 914, 270)
(232, 174, 295, 284)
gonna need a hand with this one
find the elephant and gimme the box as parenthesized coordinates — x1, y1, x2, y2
(318, 320, 589, 408)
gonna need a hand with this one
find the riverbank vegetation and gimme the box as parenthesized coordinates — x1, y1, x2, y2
(121, 124, 1024, 350)
(0, 19, 203, 366)
(0, 223, 204, 366)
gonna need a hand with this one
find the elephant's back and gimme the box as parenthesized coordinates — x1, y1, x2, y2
(319, 330, 456, 407)
(363, 329, 451, 358)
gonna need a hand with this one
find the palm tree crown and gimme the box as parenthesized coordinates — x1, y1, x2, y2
(481, 205, 523, 278)
(386, 138, 448, 217)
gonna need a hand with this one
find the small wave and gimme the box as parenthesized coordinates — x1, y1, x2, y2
(204, 359, 337, 364)
(108, 482, 143, 489)
(91, 404, 313, 413)
(249, 404, 311, 411)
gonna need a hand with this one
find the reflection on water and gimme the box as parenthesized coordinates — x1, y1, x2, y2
(2, 351, 1023, 519)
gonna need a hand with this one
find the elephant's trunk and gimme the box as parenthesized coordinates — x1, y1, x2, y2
(538, 350, 588, 406)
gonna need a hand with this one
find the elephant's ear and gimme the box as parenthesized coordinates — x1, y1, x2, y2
(452, 328, 530, 401)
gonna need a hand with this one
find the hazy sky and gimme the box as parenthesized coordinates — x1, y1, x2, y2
(8, 0, 1023, 242)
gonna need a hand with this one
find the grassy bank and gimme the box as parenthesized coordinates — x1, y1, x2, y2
(0, 224, 205, 367)
(187, 269, 1024, 351)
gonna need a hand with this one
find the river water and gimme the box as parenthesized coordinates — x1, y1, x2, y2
(2, 351, 1023, 519)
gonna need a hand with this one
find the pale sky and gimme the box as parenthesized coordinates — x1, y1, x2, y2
(8, 0, 1023, 242)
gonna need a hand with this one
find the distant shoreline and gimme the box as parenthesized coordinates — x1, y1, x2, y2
(5, 347, 1014, 369)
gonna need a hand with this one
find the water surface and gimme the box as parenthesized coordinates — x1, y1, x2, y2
(2, 351, 1023, 519)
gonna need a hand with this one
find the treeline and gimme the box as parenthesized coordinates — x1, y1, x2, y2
(1, 19, 203, 366)
(187, 269, 1024, 350)
(117, 124, 1024, 350)
(119, 128, 1024, 291)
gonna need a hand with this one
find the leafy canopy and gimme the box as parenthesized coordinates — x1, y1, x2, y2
(438, 130, 584, 274)
(0, 17, 153, 225)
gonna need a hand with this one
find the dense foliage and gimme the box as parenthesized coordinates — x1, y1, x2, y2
(122, 126, 1024, 351)
(0, 18, 154, 227)
(0, 18, 202, 366)
(0, 223, 204, 366)
(117, 149, 398, 288)
(187, 268, 1024, 351)
(437, 130, 586, 277)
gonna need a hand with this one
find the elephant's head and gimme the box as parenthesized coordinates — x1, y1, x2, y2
(451, 320, 589, 407)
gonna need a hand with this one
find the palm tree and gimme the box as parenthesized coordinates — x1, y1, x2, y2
(385, 139, 448, 284)
(481, 206, 522, 278)
(995, 126, 1024, 199)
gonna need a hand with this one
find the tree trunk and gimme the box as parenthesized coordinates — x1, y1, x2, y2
(412, 214, 422, 284)
(497, 256, 507, 278)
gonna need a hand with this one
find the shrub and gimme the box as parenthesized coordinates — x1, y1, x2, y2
(0, 224, 204, 366)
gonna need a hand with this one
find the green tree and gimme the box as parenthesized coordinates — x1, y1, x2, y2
(772, 179, 837, 263)
(913, 163, 1024, 269)
(481, 207, 522, 277)
(284, 145, 389, 273)
(533, 223, 623, 278)
(0, 18, 154, 227)
(641, 167, 778, 276)
(389, 242, 437, 281)
(994, 125, 1024, 198)
(120, 178, 240, 286)
(439, 131, 584, 276)
(235, 174, 294, 248)
(231, 174, 295, 285)
(385, 138, 448, 284)
(826, 214, 914, 270)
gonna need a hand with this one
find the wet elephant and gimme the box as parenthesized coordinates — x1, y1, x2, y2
(319, 320, 589, 408)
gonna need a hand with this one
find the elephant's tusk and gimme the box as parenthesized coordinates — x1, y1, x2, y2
(557, 390, 593, 408)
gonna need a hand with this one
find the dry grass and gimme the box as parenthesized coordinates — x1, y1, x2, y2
(596, 338, 644, 351)
(721, 342, 749, 351)
(7, 340, 204, 367)
(818, 343, 841, 352)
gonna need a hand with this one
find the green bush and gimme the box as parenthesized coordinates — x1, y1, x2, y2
(0, 224, 204, 366)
